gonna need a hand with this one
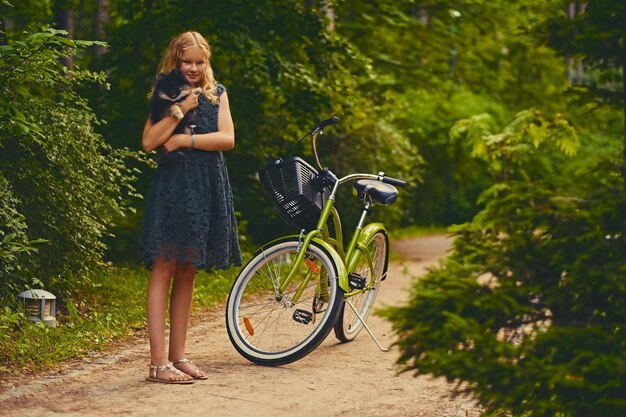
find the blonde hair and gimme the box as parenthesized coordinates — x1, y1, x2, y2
(153, 31, 219, 104)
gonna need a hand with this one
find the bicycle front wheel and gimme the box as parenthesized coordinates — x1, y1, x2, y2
(334, 230, 388, 342)
(226, 239, 344, 366)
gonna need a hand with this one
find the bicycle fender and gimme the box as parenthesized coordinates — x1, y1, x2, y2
(360, 223, 387, 243)
(347, 223, 389, 277)
(253, 234, 301, 254)
(255, 235, 349, 293)
(311, 237, 349, 293)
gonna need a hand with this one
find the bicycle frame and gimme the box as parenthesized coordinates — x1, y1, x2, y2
(263, 214, 385, 302)
(265, 129, 389, 304)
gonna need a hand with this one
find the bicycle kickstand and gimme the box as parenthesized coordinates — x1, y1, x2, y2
(345, 300, 390, 352)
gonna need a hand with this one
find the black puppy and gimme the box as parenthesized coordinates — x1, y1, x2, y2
(150, 69, 199, 134)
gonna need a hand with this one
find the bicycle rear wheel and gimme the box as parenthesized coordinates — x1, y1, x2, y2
(226, 238, 344, 366)
(334, 230, 388, 342)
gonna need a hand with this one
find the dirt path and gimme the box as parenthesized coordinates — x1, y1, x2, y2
(0, 234, 479, 417)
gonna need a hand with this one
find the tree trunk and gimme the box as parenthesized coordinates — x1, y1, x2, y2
(566, 2, 575, 84)
(305, 0, 334, 31)
(323, 0, 335, 32)
(92, 0, 110, 58)
(53, 2, 74, 68)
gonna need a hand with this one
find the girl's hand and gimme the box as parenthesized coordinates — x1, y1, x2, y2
(162, 134, 190, 152)
(178, 90, 200, 114)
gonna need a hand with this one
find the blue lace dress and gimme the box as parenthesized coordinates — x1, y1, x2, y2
(139, 84, 242, 272)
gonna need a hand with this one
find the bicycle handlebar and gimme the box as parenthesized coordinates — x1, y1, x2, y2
(381, 176, 407, 188)
(334, 172, 407, 188)
(317, 116, 339, 130)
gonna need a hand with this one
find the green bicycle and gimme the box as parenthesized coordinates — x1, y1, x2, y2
(225, 117, 406, 366)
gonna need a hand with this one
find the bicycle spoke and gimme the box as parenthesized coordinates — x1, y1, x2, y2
(238, 277, 327, 350)
(260, 248, 284, 293)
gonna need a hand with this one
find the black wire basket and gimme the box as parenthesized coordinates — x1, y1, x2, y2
(259, 157, 331, 231)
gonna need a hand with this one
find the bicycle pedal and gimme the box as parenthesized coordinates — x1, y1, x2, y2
(348, 272, 367, 290)
(293, 309, 313, 325)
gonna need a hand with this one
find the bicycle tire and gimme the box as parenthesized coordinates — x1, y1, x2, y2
(226, 238, 344, 366)
(334, 230, 388, 342)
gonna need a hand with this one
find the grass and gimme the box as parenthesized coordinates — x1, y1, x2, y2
(0, 263, 243, 377)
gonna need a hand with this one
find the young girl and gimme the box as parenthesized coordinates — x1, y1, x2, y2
(139, 31, 242, 384)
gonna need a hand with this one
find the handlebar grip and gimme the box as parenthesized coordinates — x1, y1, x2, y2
(382, 176, 407, 188)
(317, 116, 339, 129)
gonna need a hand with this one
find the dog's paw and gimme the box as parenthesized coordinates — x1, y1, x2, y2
(170, 104, 184, 121)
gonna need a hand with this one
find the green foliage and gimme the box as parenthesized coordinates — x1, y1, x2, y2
(544, 0, 625, 107)
(394, 86, 506, 225)
(0, 1, 51, 33)
(451, 109, 579, 181)
(383, 113, 626, 417)
(0, 25, 143, 298)
(0, 176, 45, 296)
(81, 0, 424, 246)
(320, 117, 424, 233)
(336, 0, 575, 226)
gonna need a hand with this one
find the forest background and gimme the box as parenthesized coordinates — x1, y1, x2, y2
(1, 1, 624, 416)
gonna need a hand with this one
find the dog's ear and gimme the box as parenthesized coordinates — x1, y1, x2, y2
(155, 72, 166, 83)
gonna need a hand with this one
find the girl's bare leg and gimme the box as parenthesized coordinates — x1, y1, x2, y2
(146, 258, 192, 382)
(169, 262, 206, 378)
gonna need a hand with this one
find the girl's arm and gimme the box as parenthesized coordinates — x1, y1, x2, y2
(142, 92, 199, 152)
(161, 91, 235, 153)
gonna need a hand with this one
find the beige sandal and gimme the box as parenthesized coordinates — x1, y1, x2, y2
(172, 358, 208, 380)
(146, 362, 194, 384)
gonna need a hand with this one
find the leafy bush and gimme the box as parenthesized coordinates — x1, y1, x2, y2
(383, 110, 626, 417)
(0, 26, 143, 300)
(0, 175, 45, 298)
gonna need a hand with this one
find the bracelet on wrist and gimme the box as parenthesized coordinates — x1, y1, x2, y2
(191, 134, 196, 149)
